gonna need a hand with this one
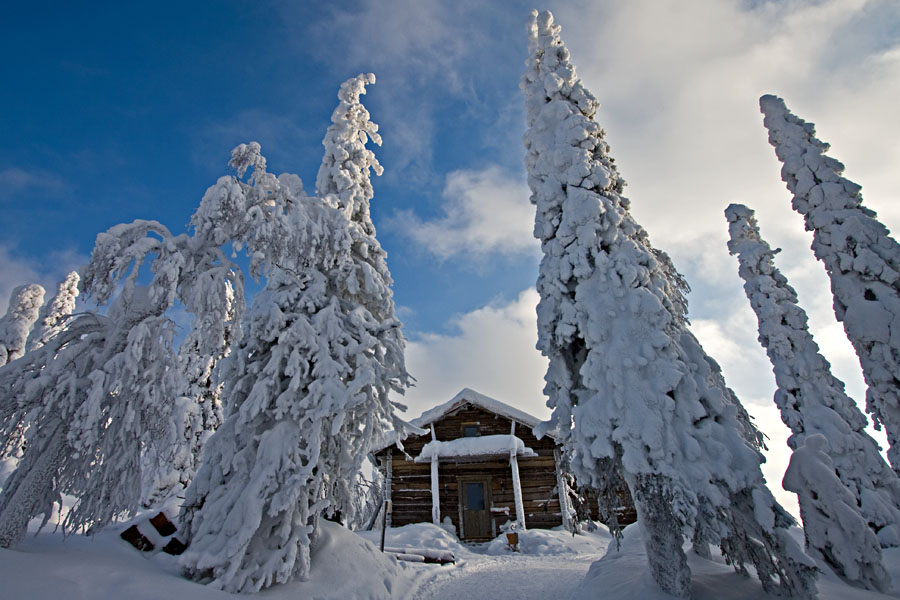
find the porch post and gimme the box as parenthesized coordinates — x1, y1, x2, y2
(385, 452, 393, 530)
(509, 421, 526, 531)
(430, 425, 441, 525)
(554, 447, 572, 532)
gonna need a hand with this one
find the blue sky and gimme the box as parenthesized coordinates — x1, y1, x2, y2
(2, 0, 900, 512)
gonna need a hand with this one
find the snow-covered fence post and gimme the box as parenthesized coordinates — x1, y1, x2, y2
(510, 421, 526, 531)
(430, 426, 440, 526)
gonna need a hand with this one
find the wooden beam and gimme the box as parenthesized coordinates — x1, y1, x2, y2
(510, 420, 526, 531)
(430, 425, 440, 525)
(554, 447, 571, 532)
(385, 453, 393, 530)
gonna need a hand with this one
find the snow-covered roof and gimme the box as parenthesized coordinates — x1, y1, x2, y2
(370, 388, 550, 455)
(414, 435, 538, 462)
(412, 388, 543, 431)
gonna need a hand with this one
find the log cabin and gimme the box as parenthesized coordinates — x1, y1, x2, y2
(372, 388, 635, 541)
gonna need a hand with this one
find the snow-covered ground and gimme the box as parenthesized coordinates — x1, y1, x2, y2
(1, 513, 899, 599)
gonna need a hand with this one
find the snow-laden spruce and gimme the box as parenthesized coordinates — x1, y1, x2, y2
(179, 75, 411, 593)
(726, 203, 900, 551)
(0, 283, 44, 366)
(25, 271, 80, 353)
(0, 136, 290, 542)
(79, 138, 320, 505)
(80, 221, 242, 507)
(2, 273, 79, 462)
(141, 279, 236, 507)
(761, 94, 900, 473)
(523, 11, 816, 598)
(783, 434, 890, 591)
(727, 206, 897, 590)
(0, 285, 177, 548)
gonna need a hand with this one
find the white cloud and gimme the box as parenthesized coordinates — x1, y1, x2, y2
(299, 1, 479, 185)
(401, 288, 548, 421)
(389, 166, 537, 260)
(308, 0, 475, 93)
(0, 167, 67, 201)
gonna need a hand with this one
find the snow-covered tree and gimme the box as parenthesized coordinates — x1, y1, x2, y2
(0, 137, 276, 542)
(783, 434, 890, 591)
(179, 79, 411, 593)
(1, 275, 79, 462)
(761, 94, 900, 473)
(141, 281, 236, 507)
(726, 203, 900, 549)
(314, 73, 411, 522)
(0, 286, 177, 548)
(26, 271, 80, 352)
(524, 11, 816, 597)
(0, 284, 45, 366)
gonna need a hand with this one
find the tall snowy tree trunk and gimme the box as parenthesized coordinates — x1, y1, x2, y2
(631, 475, 692, 598)
(761, 94, 900, 472)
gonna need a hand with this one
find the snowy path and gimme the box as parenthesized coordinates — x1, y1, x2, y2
(410, 552, 603, 600)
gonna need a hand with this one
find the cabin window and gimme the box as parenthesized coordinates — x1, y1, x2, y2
(465, 482, 486, 510)
(462, 423, 480, 437)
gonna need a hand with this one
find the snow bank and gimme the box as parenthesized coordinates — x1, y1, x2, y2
(576, 523, 900, 600)
(357, 522, 468, 558)
(279, 521, 417, 600)
(415, 435, 537, 462)
(0, 521, 417, 600)
(486, 525, 612, 556)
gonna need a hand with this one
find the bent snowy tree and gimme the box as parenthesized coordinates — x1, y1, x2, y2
(783, 434, 890, 591)
(0, 286, 177, 548)
(179, 75, 411, 593)
(26, 271, 79, 353)
(523, 11, 816, 598)
(727, 204, 898, 588)
(761, 95, 900, 473)
(726, 203, 900, 550)
(0, 283, 44, 367)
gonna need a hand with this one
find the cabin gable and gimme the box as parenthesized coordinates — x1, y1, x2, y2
(375, 391, 568, 540)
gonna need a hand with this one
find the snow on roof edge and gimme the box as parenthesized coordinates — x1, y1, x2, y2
(412, 388, 543, 431)
(370, 388, 553, 455)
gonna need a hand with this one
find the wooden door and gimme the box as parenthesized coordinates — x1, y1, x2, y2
(460, 479, 491, 539)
